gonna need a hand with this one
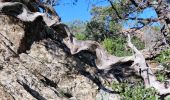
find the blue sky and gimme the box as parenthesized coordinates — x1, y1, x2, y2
(55, 0, 159, 28)
(124, 7, 159, 28)
(55, 0, 109, 22)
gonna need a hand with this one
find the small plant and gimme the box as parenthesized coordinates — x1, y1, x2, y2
(155, 49, 170, 63)
(102, 38, 115, 54)
(75, 33, 87, 40)
(112, 82, 159, 100)
(155, 70, 168, 82)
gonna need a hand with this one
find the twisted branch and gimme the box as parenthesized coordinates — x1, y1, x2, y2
(0, 2, 60, 26)
(63, 36, 134, 70)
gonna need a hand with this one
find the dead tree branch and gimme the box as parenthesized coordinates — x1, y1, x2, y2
(63, 36, 133, 70)
(0, 2, 60, 26)
(128, 34, 170, 95)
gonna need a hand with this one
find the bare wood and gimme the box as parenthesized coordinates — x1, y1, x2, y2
(0, 2, 60, 26)
(63, 36, 134, 70)
(128, 34, 170, 95)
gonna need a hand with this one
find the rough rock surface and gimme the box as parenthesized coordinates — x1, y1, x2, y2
(96, 86, 120, 100)
(0, 14, 118, 100)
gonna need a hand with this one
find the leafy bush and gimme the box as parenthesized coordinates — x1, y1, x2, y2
(112, 82, 159, 100)
(155, 70, 168, 82)
(153, 48, 170, 82)
(102, 38, 115, 54)
(75, 33, 87, 40)
(85, 21, 106, 42)
(155, 49, 170, 63)
(102, 36, 144, 57)
(102, 36, 131, 56)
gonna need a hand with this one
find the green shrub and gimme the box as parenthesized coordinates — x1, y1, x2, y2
(102, 38, 115, 54)
(131, 36, 145, 50)
(155, 49, 170, 63)
(154, 49, 170, 81)
(75, 33, 87, 40)
(102, 36, 131, 56)
(102, 36, 144, 57)
(112, 82, 159, 100)
(155, 70, 168, 82)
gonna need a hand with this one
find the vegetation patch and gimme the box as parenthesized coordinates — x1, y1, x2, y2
(112, 82, 159, 100)
(155, 49, 170, 63)
(102, 36, 144, 56)
(75, 33, 87, 40)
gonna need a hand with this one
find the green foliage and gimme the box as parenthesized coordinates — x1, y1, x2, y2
(131, 36, 145, 50)
(155, 49, 170, 63)
(102, 36, 131, 56)
(112, 82, 159, 100)
(85, 21, 106, 42)
(155, 70, 168, 82)
(86, 0, 134, 42)
(153, 42, 170, 82)
(102, 36, 145, 57)
(109, 20, 122, 33)
(88, 5, 124, 41)
(75, 33, 87, 40)
(90, 1, 132, 21)
(102, 38, 115, 54)
(155, 63, 169, 82)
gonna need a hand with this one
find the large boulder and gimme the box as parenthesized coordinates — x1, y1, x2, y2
(0, 15, 100, 100)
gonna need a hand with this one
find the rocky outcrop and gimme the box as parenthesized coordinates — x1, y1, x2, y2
(0, 14, 97, 100)
(0, 13, 121, 99)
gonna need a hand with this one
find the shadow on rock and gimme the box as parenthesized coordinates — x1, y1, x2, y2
(17, 80, 46, 100)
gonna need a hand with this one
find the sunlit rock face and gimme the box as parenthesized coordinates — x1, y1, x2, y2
(0, 15, 25, 54)
(0, 14, 48, 54)
(0, 15, 100, 100)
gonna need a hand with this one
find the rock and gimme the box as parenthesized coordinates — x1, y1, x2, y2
(0, 15, 24, 56)
(96, 86, 120, 100)
(0, 85, 14, 100)
(0, 15, 101, 100)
